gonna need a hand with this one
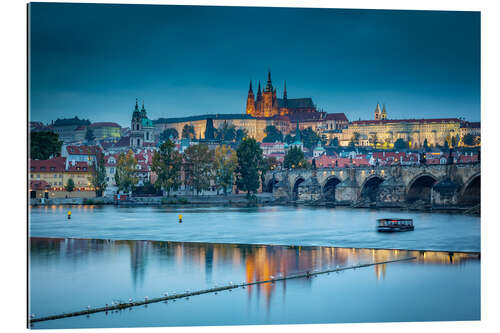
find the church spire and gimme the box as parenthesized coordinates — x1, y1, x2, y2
(257, 81, 262, 100)
(283, 80, 287, 100)
(265, 70, 273, 92)
(248, 80, 253, 93)
(134, 98, 139, 111)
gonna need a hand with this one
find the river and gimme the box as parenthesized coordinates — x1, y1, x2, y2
(29, 205, 480, 252)
(28, 205, 481, 328)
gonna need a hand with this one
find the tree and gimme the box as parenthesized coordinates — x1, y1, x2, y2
(183, 144, 214, 195)
(284, 134, 294, 144)
(423, 138, 429, 150)
(262, 125, 283, 143)
(85, 128, 95, 143)
(235, 137, 264, 199)
(115, 150, 138, 194)
(300, 127, 321, 150)
(463, 134, 475, 146)
(160, 128, 179, 141)
(351, 132, 361, 146)
(394, 138, 409, 150)
(30, 131, 62, 160)
(283, 146, 308, 169)
(151, 140, 183, 196)
(65, 178, 75, 196)
(182, 124, 196, 140)
(370, 133, 378, 147)
(89, 152, 107, 197)
(451, 135, 457, 148)
(216, 122, 236, 141)
(444, 140, 449, 150)
(330, 137, 339, 147)
(213, 145, 238, 195)
(235, 128, 248, 142)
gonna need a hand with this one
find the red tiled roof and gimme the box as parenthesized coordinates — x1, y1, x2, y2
(113, 136, 131, 147)
(30, 180, 51, 190)
(67, 161, 93, 172)
(66, 145, 101, 155)
(30, 157, 66, 172)
(351, 118, 461, 125)
(325, 113, 348, 122)
(89, 122, 121, 128)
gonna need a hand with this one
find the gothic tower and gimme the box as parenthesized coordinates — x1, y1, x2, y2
(381, 104, 387, 120)
(246, 80, 255, 115)
(374, 103, 382, 120)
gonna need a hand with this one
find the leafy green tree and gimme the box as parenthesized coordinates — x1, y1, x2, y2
(30, 131, 62, 160)
(183, 144, 214, 195)
(214, 145, 238, 195)
(284, 134, 294, 144)
(330, 137, 339, 147)
(216, 122, 236, 141)
(284, 146, 309, 169)
(65, 178, 75, 196)
(85, 128, 95, 142)
(394, 138, 409, 150)
(89, 152, 107, 197)
(115, 150, 138, 193)
(262, 125, 283, 143)
(444, 140, 449, 150)
(348, 139, 356, 148)
(235, 137, 264, 199)
(182, 124, 196, 140)
(235, 128, 247, 142)
(423, 138, 429, 150)
(463, 134, 475, 146)
(151, 140, 183, 196)
(300, 127, 321, 150)
(160, 128, 179, 141)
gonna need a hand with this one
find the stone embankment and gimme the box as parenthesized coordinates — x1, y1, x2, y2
(30, 193, 275, 206)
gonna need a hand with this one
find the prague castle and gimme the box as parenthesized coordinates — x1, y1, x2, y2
(246, 71, 318, 118)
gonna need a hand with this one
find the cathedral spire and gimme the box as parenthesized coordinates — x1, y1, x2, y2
(135, 98, 139, 111)
(283, 80, 287, 100)
(257, 81, 262, 99)
(265, 70, 273, 92)
(248, 80, 253, 93)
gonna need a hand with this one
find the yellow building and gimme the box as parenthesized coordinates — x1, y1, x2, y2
(29, 157, 95, 199)
(154, 114, 270, 142)
(334, 105, 462, 148)
(88, 122, 121, 140)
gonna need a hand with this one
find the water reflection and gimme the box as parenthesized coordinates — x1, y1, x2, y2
(29, 237, 479, 313)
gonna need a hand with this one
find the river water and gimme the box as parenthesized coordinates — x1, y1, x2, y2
(28, 205, 481, 328)
(29, 205, 480, 252)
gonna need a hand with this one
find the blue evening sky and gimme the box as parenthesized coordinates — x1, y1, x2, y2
(29, 3, 480, 127)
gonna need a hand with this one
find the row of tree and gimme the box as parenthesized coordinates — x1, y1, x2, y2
(113, 138, 267, 199)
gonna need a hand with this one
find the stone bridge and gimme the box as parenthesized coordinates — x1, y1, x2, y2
(264, 163, 480, 207)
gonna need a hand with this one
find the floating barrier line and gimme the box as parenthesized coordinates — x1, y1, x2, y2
(29, 256, 416, 324)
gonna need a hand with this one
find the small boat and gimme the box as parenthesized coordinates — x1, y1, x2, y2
(377, 218, 414, 232)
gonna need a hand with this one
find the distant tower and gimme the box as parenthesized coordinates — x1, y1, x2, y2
(130, 99, 143, 147)
(381, 104, 387, 120)
(280, 80, 288, 116)
(374, 103, 382, 120)
(246, 81, 256, 116)
(130, 99, 154, 148)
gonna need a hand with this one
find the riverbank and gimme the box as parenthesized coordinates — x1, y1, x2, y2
(29, 194, 480, 215)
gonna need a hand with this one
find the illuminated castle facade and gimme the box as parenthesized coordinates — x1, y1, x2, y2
(246, 71, 318, 118)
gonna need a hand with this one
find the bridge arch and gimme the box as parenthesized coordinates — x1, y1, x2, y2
(322, 176, 342, 202)
(406, 173, 438, 203)
(292, 177, 305, 201)
(459, 173, 480, 206)
(265, 178, 278, 193)
(359, 175, 385, 203)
